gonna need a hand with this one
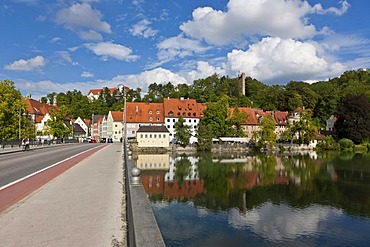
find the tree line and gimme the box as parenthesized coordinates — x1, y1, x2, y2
(1, 69, 369, 145)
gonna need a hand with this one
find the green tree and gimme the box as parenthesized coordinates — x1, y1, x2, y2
(285, 110, 318, 144)
(253, 115, 277, 149)
(335, 94, 370, 144)
(44, 105, 71, 138)
(0, 80, 26, 140)
(228, 107, 247, 137)
(174, 116, 192, 147)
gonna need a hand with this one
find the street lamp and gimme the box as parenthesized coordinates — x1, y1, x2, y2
(115, 84, 127, 147)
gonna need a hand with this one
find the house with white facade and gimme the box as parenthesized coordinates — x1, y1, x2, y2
(163, 97, 206, 144)
(107, 111, 124, 142)
(136, 125, 170, 148)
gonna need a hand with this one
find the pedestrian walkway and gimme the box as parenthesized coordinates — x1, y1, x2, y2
(0, 143, 125, 247)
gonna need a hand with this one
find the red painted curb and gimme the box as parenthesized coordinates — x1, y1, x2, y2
(0, 145, 107, 214)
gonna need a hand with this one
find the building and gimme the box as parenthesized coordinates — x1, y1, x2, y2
(163, 97, 206, 143)
(106, 111, 124, 142)
(25, 97, 59, 136)
(326, 115, 337, 131)
(73, 117, 90, 138)
(86, 87, 117, 101)
(126, 102, 165, 139)
(136, 125, 170, 148)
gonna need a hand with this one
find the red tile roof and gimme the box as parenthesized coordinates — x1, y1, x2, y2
(273, 111, 289, 125)
(25, 98, 58, 123)
(126, 102, 165, 123)
(163, 98, 205, 118)
(230, 107, 266, 125)
(87, 87, 117, 96)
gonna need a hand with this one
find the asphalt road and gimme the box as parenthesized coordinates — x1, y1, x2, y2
(0, 143, 104, 188)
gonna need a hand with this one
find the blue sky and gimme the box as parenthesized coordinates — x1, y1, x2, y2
(1, 0, 370, 99)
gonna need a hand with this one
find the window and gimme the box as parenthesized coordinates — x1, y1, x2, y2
(167, 119, 170, 122)
(167, 125, 170, 129)
(158, 134, 161, 138)
(149, 117, 153, 121)
(149, 134, 152, 138)
(173, 119, 175, 122)
(140, 134, 143, 138)
(149, 110, 152, 114)
(156, 110, 160, 114)
(115, 124, 117, 127)
(145, 134, 148, 138)
(163, 134, 166, 138)
(157, 117, 160, 121)
(154, 134, 157, 138)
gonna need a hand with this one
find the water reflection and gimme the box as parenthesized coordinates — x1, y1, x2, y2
(137, 152, 370, 246)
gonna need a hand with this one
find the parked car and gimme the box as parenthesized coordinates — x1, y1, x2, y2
(107, 138, 113, 143)
(100, 138, 106, 143)
(89, 139, 97, 143)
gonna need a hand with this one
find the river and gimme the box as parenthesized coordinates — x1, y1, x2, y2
(137, 151, 370, 247)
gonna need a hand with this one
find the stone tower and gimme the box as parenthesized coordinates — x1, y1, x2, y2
(238, 72, 246, 96)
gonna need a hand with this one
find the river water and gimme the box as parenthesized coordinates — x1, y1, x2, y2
(137, 151, 370, 247)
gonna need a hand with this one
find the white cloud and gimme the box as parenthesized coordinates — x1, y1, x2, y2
(85, 41, 139, 61)
(156, 35, 211, 64)
(4, 56, 46, 71)
(180, 0, 349, 45)
(130, 19, 158, 38)
(311, 0, 350, 16)
(81, 71, 94, 78)
(79, 30, 103, 41)
(55, 3, 111, 41)
(228, 202, 342, 241)
(186, 61, 226, 83)
(227, 37, 346, 84)
(112, 68, 188, 93)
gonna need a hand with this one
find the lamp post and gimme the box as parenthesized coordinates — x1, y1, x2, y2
(19, 108, 21, 141)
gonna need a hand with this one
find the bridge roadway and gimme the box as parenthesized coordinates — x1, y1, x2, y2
(0, 143, 125, 246)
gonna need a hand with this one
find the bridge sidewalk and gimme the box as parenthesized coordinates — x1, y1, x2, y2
(0, 143, 125, 247)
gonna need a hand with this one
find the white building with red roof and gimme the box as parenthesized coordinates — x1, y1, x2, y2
(163, 97, 206, 144)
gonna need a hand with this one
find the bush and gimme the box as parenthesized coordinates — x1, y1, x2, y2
(338, 138, 355, 151)
(316, 136, 340, 151)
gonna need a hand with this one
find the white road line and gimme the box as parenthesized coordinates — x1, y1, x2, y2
(0, 146, 102, 191)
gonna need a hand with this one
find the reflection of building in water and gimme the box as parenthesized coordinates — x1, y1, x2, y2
(136, 154, 170, 170)
(139, 156, 205, 199)
(165, 156, 199, 182)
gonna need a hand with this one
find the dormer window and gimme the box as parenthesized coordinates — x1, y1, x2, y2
(168, 111, 174, 116)
(156, 110, 160, 114)
(149, 117, 153, 121)
(149, 110, 152, 114)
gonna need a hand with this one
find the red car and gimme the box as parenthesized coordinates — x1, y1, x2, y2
(89, 139, 97, 143)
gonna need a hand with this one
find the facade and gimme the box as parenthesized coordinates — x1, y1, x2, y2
(107, 111, 124, 142)
(25, 97, 59, 136)
(126, 102, 165, 139)
(136, 126, 170, 148)
(73, 117, 90, 138)
(163, 97, 206, 144)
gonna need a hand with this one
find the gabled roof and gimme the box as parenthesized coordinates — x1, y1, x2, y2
(230, 107, 265, 125)
(25, 98, 58, 123)
(111, 111, 124, 122)
(137, 125, 169, 133)
(274, 111, 289, 125)
(126, 102, 164, 123)
(163, 97, 205, 118)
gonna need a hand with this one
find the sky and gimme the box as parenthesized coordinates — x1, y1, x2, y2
(1, 0, 370, 100)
